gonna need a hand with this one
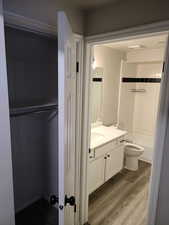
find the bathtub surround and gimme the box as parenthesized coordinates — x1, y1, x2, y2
(118, 48, 165, 162)
(120, 65, 163, 161)
(122, 77, 161, 83)
(126, 48, 165, 63)
(119, 62, 137, 134)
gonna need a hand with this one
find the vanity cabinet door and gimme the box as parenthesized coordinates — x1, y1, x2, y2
(88, 156, 106, 194)
(105, 145, 124, 182)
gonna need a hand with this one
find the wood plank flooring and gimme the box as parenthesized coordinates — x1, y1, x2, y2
(89, 161, 151, 225)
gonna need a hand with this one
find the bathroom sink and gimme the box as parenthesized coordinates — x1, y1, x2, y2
(91, 132, 105, 142)
(90, 125, 127, 149)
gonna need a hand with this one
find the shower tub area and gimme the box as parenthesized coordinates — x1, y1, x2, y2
(118, 51, 164, 163)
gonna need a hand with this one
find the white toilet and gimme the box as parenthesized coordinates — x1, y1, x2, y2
(124, 143, 144, 171)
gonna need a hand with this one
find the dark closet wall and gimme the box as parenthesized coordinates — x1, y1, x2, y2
(10, 112, 58, 212)
(5, 26, 58, 212)
(5, 26, 58, 108)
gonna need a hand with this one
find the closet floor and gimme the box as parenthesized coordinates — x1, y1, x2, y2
(15, 199, 58, 225)
(89, 161, 151, 225)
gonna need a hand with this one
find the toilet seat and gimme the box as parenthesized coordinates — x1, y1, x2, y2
(125, 143, 144, 154)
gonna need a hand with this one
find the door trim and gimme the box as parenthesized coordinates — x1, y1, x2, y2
(0, 2, 15, 224)
(80, 21, 169, 225)
(85, 19, 169, 44)
(74, 34, 84, 225)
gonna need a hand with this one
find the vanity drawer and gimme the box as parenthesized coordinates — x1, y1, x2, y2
(95, 142, 112, 158)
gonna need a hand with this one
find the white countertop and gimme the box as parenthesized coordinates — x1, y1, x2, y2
(90, 125, 127, 149)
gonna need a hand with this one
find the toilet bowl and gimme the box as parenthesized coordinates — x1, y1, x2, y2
(124, 143, 144, 171)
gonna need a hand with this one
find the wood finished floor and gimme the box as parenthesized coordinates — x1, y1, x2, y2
(89, 161, 151, 225)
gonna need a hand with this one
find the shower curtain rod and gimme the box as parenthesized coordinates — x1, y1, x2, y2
(10, 103, 58, 117)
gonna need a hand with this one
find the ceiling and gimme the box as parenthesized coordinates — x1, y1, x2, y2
(104, 34, 168, 52)
(4, 0, 121, 12)
(3, 0, 121, 34)
(72, 0, 120, 10)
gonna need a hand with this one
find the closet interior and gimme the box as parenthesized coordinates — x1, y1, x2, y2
(5, 26, 58, 225)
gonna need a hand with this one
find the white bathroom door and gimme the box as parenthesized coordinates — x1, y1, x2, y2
(58, 11, 77, 225)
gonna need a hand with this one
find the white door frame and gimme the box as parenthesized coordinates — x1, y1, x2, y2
(80, 20, 169, 225)
(0, 2, 15, 224)
(74, 34, 84, 225)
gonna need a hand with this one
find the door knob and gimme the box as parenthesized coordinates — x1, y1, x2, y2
(65, 195, 76, 206)
(65, 195, 76, 212)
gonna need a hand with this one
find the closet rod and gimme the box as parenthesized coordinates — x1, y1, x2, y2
(10, 104, 58, 117)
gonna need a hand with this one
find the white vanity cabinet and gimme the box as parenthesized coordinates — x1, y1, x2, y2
(88, 156, 106, 194)
(105, 145, 124, 182)
(88, 137, 125, 194)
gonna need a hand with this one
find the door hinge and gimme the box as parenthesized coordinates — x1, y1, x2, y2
(65, 195, 76, 213)
(76, 61, 79, 73)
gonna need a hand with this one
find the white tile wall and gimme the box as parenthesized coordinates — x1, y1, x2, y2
(119, 61, 163, 162)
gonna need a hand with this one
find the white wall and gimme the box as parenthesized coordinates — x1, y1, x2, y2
(94, 46, 124, 125)
(127, 48, 164, 63)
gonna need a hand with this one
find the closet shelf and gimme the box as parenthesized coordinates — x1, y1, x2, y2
(10, 103, 58, 117)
